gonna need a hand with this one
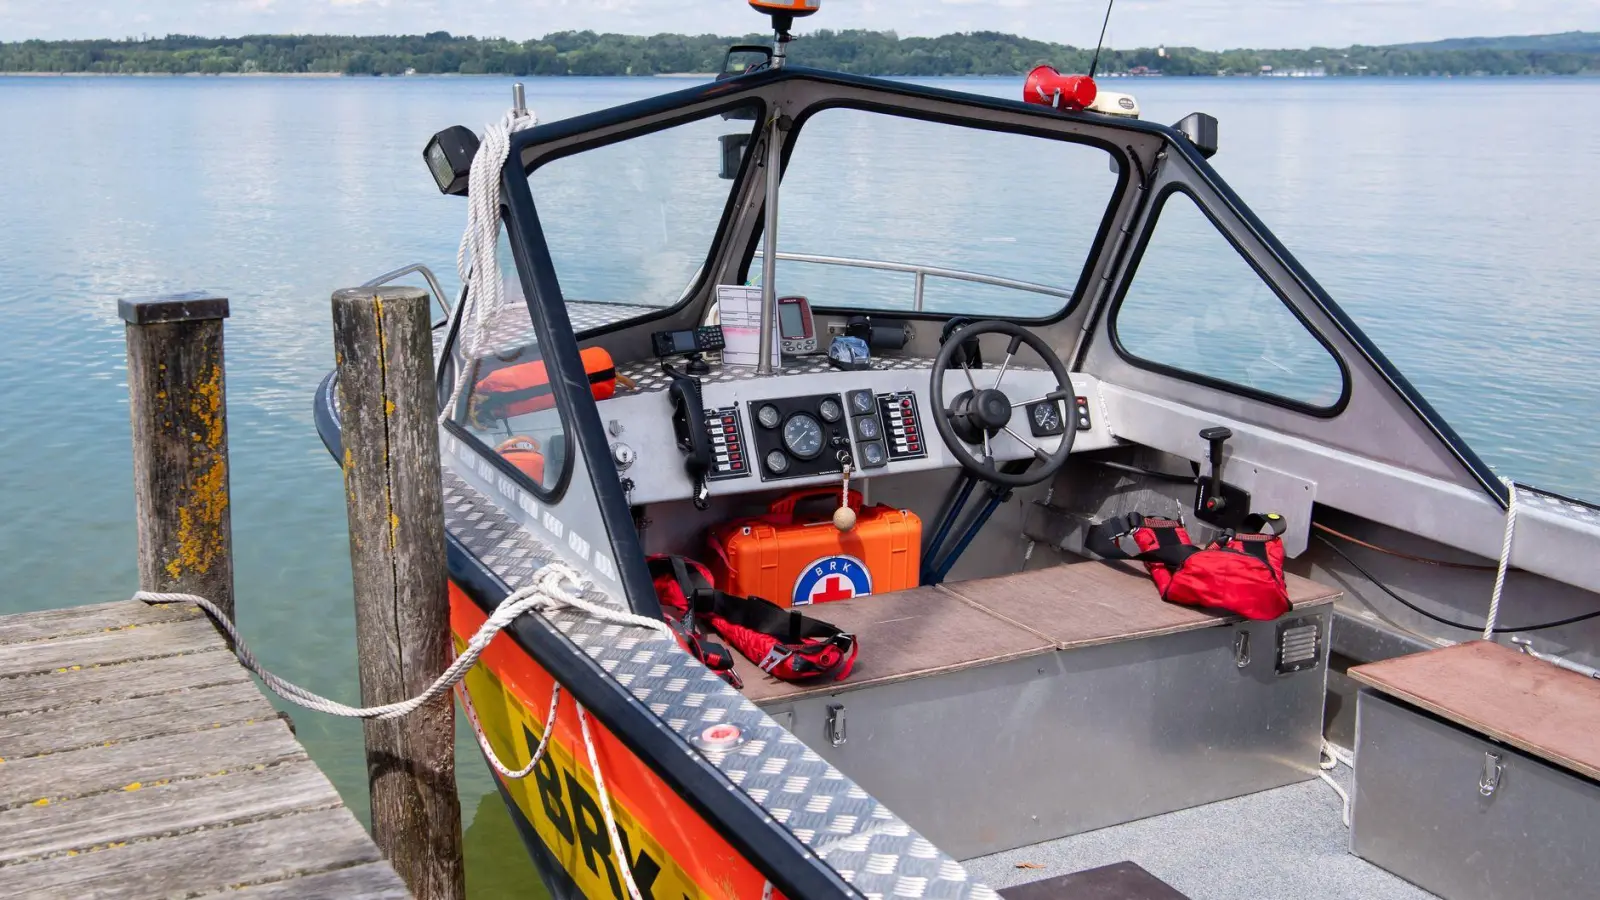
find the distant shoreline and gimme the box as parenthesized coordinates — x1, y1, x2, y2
(6, 30, 1598, 78)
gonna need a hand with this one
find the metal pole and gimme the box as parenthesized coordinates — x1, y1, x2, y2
(757, 113, 783, 375)
(332, 285, 464, 900)
(913, 271, 926, 312)
(119, 293, 236, 624)
(512, 82, 526, 115)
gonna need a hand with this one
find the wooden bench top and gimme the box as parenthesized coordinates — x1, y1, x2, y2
(735, 561, 1343, 705)
(733, 586, 1053, 704)
(942, 561, 1341, 650)
(1350, 640, 1600, 781)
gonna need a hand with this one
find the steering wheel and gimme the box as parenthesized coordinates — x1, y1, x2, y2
(929, 320, 1077, 488)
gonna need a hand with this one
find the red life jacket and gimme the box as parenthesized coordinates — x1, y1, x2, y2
(1084, 513, 1290, 621)
(473, 346, 617, 421)
(647, 555, 858, 684)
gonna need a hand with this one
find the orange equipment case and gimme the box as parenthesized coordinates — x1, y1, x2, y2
(709, 488, 922, 608)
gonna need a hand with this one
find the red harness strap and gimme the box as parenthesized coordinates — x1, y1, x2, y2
(1085, 513, 1291, 621)
(648, 554, 857, 684)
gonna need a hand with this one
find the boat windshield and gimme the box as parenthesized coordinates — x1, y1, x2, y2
(524, 94, 1119, 323)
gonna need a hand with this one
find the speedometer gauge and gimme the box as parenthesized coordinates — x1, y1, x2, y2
(782, 414, 825, 460)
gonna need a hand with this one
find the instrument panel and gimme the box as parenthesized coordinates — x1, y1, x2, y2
(595, 362, 1114, 506)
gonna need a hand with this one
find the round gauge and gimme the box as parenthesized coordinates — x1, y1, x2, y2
(1033, 404, 1061, 431)
(781, 414, 825, 460)
(765, 450, 790, 475)
(818, 398, 843, 423)
(756, 404, 782, 429)
(856, 416, 881, 441)
(1029, 400, 1064, 436)
(861, 442, 886, 467)
(849, 390, 875, 416)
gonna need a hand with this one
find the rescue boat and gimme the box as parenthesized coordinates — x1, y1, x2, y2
(316, 3, 1600, 898)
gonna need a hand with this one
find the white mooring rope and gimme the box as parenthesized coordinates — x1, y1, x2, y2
(134, 563, 671, 721)
(1318, 739, 1355, 828)
(440, 104, 539, 425)
(1482, 478, 1519, 639)
(138, 562, 674, 900)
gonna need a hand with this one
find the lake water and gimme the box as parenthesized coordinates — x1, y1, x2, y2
(2, 74, 1598, 895)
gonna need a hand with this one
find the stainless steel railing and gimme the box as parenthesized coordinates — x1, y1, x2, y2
(752, 250, 1072, 311)
(362, 264, 456, 329)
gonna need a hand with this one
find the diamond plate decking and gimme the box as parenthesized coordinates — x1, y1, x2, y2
(0, 599, 411, 900)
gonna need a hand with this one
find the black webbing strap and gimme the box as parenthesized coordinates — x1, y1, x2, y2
(650, 556, 853, 648)
(1084, 514, 1202, 569)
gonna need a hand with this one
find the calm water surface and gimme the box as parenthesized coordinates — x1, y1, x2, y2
(2, 74, 1597, 894)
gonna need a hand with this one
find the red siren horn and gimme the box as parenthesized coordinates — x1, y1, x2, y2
(1023, 66, 1097, 112)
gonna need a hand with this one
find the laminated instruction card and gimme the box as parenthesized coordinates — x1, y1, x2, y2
(717, 284, 781, 369)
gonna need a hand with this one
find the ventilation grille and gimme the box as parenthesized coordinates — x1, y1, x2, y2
(1276, 618, 1322, 674)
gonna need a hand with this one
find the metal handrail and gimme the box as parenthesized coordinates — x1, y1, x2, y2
(751, 250, 1072, 312)
(362, 264, 454, 329)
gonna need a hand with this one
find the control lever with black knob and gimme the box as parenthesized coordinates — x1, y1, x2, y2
(1194, 425, 1251, 529)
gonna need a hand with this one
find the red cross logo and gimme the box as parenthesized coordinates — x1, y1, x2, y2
(812, 576, 856, 603)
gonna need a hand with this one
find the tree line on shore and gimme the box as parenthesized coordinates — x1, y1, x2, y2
(3, 30, 1598, 77)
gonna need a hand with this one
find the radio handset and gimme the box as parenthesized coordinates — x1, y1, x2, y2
(665, 363, 713, 510)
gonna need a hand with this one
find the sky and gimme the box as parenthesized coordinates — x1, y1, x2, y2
(1, 0, 1599, 50)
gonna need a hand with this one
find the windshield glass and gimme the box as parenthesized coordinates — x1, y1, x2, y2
(528, 100, 763, 309)
(769, 107, 1120, 318)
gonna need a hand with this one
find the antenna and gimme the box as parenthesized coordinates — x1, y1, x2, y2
(1088, 0, 1116, 79)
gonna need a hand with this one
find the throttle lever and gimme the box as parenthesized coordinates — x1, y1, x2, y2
(1194, 425, 1250, 529)
(1199, 426, 1233, 513)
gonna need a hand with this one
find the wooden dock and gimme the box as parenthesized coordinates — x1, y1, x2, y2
(0, 598, 412, 899)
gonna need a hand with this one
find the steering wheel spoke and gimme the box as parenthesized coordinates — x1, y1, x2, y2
(1003, 425, 1053, 464)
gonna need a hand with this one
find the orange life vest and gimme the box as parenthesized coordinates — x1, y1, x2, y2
(472, 346, 617, 421)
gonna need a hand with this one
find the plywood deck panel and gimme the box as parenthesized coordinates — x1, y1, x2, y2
(734, 586, 1053, 703)
(1349, 639, 1600, 781)
(943, 561, 1341, 650)
(0, 600, 410, 897)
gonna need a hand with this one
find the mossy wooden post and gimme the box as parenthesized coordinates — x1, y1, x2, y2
(120, 293, 235, 623)
(332, 285, 463, 900)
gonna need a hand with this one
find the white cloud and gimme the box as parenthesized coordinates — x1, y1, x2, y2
(1, 0, 1598, 48)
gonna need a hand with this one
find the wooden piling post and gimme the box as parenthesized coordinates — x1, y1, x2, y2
(120, 293, 235, 622)
(332, 286, 463, 900)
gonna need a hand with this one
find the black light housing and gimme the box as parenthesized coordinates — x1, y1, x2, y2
(1174, 112, 1219, 159)
(424, 125, 480, 196)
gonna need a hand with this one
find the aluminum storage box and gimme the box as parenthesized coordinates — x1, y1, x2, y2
(1352, 691, 1600, 900)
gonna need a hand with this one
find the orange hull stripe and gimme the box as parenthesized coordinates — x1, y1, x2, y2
(451, 583, 773, 899)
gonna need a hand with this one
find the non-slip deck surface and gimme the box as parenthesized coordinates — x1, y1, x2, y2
(0, 599, 410, 899)
(1349, 639, 1600, 781)
(967, 765, 1434, 900)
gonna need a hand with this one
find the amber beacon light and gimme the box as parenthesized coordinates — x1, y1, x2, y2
(1023, 66, 1098, 112)
(749, 0, 821, 18)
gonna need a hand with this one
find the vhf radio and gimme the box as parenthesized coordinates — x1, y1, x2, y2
(652, 324, 725, 376)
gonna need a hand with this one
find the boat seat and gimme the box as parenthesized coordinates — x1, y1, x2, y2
(1349, 640, 1600, 780)
(733, 560, 1342, 704)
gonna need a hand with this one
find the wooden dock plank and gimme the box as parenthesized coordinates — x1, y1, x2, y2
(0, 601, 409, 898)
(0, 617, 226, 676)
(203, 863, 413, 899)
(0, 761, 341, 864)
(0, 807, 384, 900)
(0, 600, 203, 645)
(0, 680, 277, 759)
(0, 648, 249, 714)
(1, 718, 308, 808)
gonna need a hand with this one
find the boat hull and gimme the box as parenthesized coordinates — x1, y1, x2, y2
(451, 584, 770, 900)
